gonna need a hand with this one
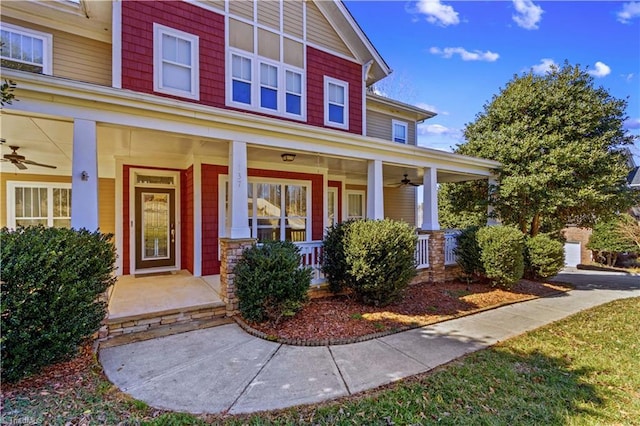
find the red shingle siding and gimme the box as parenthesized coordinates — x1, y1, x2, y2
(181, 166, 194, 273)
(121, 0, 225, 107)
(306, 46, 363, 135)
(201, 164, 227, 275)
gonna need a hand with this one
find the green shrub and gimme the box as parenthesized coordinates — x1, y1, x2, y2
(477, 225, 525, 288)
(524, 234, 565, 279)
(234, 240, 311, 324)
(323, 219, 417, 306)
(1, 226, 116, 382)
(453, 226, 484, 281)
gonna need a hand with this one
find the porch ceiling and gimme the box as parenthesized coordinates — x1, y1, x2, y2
(1, 110, 490, 184)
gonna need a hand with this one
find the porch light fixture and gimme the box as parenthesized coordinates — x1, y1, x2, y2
(81, 171, 89, 181)
(281, 153, 296, 162)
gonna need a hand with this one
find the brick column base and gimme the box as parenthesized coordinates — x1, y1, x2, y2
(220, 237, 256, 316)
(425, 231, 445, 283)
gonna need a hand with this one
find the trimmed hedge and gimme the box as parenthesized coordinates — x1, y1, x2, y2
(234, 240, 311, 324)
(477, 225, 525, 288)
(524, 234, 565, 279)
(1, 226, 116, 382)
(453, 226, 484, 281)
(322, 219, 417, 306)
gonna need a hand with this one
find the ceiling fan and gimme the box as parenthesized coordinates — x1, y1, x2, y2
(2, 146, 57, 170)
(396, 174, 420, 187)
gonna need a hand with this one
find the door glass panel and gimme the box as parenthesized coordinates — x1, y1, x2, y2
(327, 189, 336, 226)
(136, 175, 174, 185)
(142, 192, 170, 260)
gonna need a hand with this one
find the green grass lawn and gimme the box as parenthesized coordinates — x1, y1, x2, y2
(3, 297, 639, 425)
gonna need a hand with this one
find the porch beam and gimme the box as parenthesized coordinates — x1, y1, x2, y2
(421, 166, 440, 231)
(227, 141, 251, 239)
(366, 159, 384, 219)
(71, 119, 99, 230)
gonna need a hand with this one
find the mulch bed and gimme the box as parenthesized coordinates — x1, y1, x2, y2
(242, 279, 573, 344)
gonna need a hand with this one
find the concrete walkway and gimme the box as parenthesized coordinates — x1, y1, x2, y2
(99, 270, 640, 415)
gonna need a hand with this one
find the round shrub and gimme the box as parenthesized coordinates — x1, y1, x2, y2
(524, 234, 565, 280)
(323, 219, 417, 306)
(477, 225, 525, 289)
(453, 226, 485, 281)
(1, 226, 116, 383)
(234, 240, 311, 324)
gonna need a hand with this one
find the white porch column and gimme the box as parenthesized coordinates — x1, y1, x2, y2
(227, 140, 251, 238)
(71, 119, 99, 230)
(487, 176, 500, 226)
(421, 166, 440, 231)
(366, 159, 384, 219)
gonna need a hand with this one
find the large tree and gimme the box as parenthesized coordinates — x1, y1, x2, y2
(446, 62, 638, 236)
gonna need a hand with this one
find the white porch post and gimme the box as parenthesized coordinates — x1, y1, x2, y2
(366, 159, 384, 219)
(71, 119, 99, 230)
(487, 176, 499, 226)
(421, 166, 440, 231)
(227, 140, 251, 238)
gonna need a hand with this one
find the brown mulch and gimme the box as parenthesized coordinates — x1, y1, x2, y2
(245, 279, 573, 343)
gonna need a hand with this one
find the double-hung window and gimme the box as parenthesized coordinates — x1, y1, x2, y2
(260, 63, 278, 110)
(392, 120, 408, 143)
(232, 53, 252, 104)
(0, 23, 52, 74)
(346, 190, 365, 220)
(324, 77, 348, 129)
(285, 70, 302, 115)
(153, 24, 199, 100)
(7, 182, 71, 228)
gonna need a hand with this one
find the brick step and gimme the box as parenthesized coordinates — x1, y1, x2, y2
(100, 303, 229, 348)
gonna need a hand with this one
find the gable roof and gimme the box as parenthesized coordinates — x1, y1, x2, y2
(367, 93, 436, 123)
(314, 0, 391, 86)
(629, 166, 640, 187)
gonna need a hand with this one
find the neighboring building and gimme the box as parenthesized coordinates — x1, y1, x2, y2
(1, 0, 498, 310)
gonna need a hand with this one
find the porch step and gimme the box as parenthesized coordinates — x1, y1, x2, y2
(100, 302, 229, 348)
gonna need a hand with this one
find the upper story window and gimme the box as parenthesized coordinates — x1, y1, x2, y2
(228, 49, 305, 120)
(392, 120, 408, 143)
(0, 23, 52, 74)
(153, 23, 199, 100)
(324, 77, 349, 129)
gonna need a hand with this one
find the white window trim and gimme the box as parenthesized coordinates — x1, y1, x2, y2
(6, 181, 72, 228)
(219, 175, 312, 242)
(0, 23, 53, 75)
(392, 119, 408, 144)
(346, 189, 365, 220)
(226, 48, 306, 120)
(153, 23, 200, 100)
(327, 187, 338, 227)
(324, 76, 349, 129)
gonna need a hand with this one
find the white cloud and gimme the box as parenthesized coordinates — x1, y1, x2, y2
(623, 73, 635, 82)
(624, 118, 640, 130)
(512, 0, 544, 30)
(414, 0, 460, 27)
(415, 103, 438, 113)
(617, 2, 640, 24)
(531, 58, 557, 75)
(588, 61, 611, 78)
(429, 47, 499, 62)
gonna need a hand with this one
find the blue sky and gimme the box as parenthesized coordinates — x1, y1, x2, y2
(344, 0, 640, 164)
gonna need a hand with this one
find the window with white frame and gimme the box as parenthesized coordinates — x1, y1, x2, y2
(0, 23, 52, 74)
(346, 190, 365, 220)
(324, 77, 348, 129)
(153, 23, 199, 100)
(327, 187, 338, 227)
(7, 182, 72, 228)
(228, 50, 305, 119)
(392, 120, 408, 143)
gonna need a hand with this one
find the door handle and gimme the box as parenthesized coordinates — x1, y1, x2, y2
(170, 224, 175, 244)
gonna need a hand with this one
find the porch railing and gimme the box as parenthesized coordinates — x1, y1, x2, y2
(415, 234, 430, 269)
(444, 231, 460, 265)
(295, 241, 325, 286)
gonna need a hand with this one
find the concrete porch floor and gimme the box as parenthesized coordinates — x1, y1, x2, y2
(108, 271, 224, 321)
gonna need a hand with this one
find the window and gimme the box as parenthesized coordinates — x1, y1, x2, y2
(392, 120, 408, 143)
(260, 63, 278, 110)
(7, 182, 71, 228)
(324, 77, 349, 129)
(227, 50, 305, 119)
(232, 53, 252, 104)
(346, 190, 365, 220)
(0, 23, 52, 74)
(153, 24, 199, 100)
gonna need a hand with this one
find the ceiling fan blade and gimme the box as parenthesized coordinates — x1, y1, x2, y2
(12, 161, 28, 170)
(410, 182, 420, 187)
(22, 160, 57, 169)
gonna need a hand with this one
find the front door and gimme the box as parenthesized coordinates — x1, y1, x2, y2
(135, 187, 176, 270)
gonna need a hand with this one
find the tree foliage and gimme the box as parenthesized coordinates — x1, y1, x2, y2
(587, 214, 639, 266)
(446, 62, 638, 236)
